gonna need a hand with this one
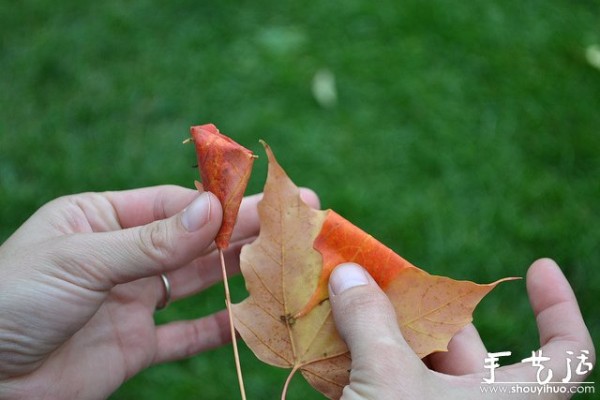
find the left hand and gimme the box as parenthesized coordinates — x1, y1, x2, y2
(0, 185, 268, 399)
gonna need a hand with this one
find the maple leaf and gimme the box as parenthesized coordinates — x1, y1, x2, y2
(189, 124, 256, 399)
(307, 211, 517, 358)
(190, 123, 255, 249)
(231, 142, 349, 398)
(232, 141, 516, 399)
(295, 210, 417, 318)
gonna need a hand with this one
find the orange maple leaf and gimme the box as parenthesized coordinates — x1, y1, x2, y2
(296, 211, 416, 318)
(189, 124, 256, 399)
(232, 141, 516, 399)
(307, 210, 517, 358)
(190, 124, 255, 249)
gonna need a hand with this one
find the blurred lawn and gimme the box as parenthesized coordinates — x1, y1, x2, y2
(1, 0, 599, 399)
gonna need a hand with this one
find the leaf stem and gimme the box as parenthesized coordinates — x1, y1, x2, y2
(281, 364, 300, 400)
(220, 249, 247, 400)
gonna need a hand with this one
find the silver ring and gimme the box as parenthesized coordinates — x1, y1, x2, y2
(156, 273, 171, 310)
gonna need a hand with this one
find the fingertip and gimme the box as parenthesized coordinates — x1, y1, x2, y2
(526, 258, 575, 314)
(329, 263, 371, 297)
(328, 263, 423, 378)
(525, 258, 593, 356)
(299, 187, 321, 209)
(527, 258, 561, 279)
(328, 263, 398, 344)
(181, 191, 223, 232)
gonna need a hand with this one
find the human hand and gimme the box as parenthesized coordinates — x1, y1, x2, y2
(0, 185, 317, 399)
(328, 259, 596, 399)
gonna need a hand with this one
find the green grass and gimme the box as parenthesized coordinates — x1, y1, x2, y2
(1, 1, 599, 398)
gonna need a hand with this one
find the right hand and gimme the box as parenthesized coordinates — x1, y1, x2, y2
(328, 259, 595, 399)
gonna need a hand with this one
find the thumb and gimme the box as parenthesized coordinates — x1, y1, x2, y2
(328, 263, 425, 394)
(57, 192, 223, 288)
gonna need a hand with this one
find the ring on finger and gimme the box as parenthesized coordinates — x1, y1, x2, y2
(156, 273, 171, 310)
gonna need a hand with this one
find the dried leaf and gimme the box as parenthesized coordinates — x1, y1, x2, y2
(190, 124, 255, 249)
(308, 211, 517, 357)
(384, 267, 516, 357)
(231, 142, 516, 399)
(293, 211, 517, 394)
(296, 210, 416, 318)
(232, 142, 348, 397)
(300, 353, 350, 400)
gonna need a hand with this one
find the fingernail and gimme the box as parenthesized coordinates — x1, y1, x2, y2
(329, 263, 370, 296)
(182, 192, 212, 232)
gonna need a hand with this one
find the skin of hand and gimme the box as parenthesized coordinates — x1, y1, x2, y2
(0, 185, 318, 400)
(328, 259, 596, 400)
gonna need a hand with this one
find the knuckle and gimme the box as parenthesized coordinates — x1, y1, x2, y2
(138, 221, 175, 267)
(176, 322, 204, 359)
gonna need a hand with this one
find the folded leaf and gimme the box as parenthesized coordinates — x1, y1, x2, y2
(308, 211, 518, 358)
(190, 124, 255, 249)
(296, 210, 416, 317)
(231, 141, 517, 399)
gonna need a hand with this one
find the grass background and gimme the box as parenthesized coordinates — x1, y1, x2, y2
(1, 0, 599, 398)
